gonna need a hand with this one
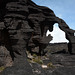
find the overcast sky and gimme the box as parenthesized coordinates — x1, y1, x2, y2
(32, 0, 75, 43)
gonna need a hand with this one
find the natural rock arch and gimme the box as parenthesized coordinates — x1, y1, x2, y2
(0, 0, 75, 74)
(0, 0, 75, 58)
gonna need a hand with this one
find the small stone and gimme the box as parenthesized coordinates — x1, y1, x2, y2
(41, 65, 48, 68)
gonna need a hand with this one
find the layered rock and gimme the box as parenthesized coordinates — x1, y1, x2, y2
(0, 0, 75, 75)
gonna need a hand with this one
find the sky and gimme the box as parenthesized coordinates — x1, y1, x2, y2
(32, 0, 75, 43)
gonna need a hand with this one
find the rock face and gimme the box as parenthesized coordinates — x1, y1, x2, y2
(0, 0, 75, 75)
(0, 46, 13, 67)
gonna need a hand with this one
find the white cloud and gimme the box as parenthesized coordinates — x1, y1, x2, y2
(46, 24, 69, 43)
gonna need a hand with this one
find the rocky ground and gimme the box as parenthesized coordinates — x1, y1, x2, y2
(0, 43, 75, 75)
(26, 43, 75, 75)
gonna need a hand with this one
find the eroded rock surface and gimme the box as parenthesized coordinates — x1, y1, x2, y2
(0, 0, 75, 75)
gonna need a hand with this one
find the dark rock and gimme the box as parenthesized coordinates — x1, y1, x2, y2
(0, 0, 75, 75)
(31, 63, 47, 75)
(0, 0, 74, 56)
(52, 67, 75, 75)
(0, 46, 13, 67)
(0, 56, 34, 75)
(46, 43, 68, 54)
(47, 53, 75, 67)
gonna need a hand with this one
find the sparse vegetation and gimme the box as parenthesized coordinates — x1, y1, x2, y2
(27, 51, 44, 65)
(27, 51, 55, 69)
(32, 57, 43, 65)
(0, 66, 5, 72)
(47, 62, 55, 68)
(32, 54, 37, 57)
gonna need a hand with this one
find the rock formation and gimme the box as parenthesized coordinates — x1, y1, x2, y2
(0, 0, 75, 75)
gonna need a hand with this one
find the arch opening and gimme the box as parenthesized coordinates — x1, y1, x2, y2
(46, 23, 69, 43)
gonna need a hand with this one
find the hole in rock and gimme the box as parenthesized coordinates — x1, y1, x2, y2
(74, 32, 75, 36)
(46, 23, 69, 43)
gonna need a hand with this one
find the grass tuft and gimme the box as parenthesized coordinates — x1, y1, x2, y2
(0, 66, 5, 72)
(47, 62, 55, 68)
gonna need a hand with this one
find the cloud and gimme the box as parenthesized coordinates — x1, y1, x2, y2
(46, 24, 69, 43)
